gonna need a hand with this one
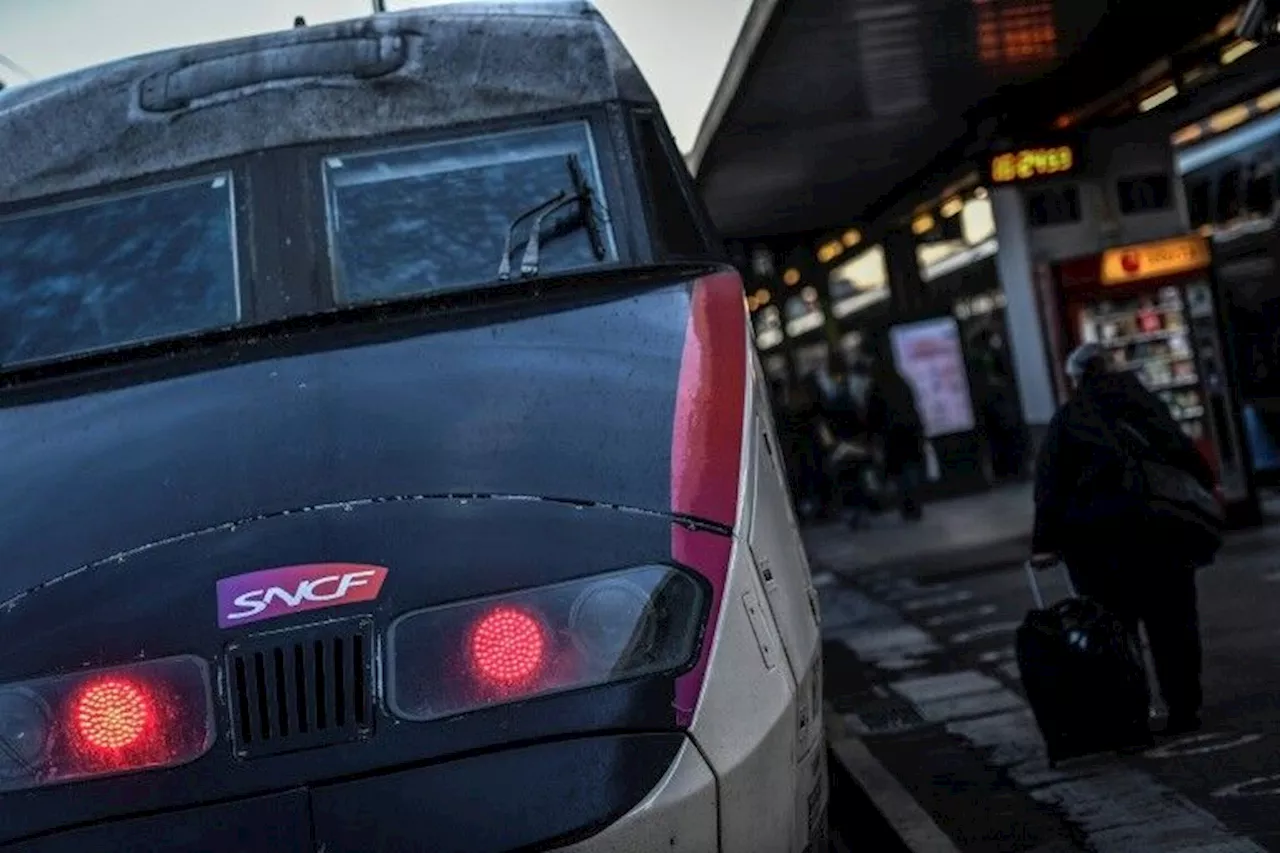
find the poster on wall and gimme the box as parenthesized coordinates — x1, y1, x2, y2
(889, 316, 976, 438)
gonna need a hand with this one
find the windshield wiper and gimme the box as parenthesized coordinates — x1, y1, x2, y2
(496, 154, 607, 282)
(496, 191, 567, 281)
(567, 153, 606, 263)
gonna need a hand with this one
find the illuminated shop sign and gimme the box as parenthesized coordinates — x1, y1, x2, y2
(988, 144, 1078, 185)
(1100, 235, 1211, 285)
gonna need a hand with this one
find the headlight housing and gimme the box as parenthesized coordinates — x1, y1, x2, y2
(386, 565, 708, 721)
(0, 655, 213, 793)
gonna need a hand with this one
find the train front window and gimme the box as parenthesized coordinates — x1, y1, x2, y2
(323, 121, 619, 305)
(0, 175, 240, 368)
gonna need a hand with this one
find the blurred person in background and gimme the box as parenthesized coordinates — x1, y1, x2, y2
(972, 326, 1027, 481)
(776, 373, 831, 520)
(866, 357, 926, 522)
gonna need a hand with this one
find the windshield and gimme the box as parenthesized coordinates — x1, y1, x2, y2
(323, 120, 618, 304)
(0, 175, 240, 367)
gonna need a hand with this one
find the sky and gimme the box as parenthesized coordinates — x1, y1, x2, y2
(0, 0, 749, 153)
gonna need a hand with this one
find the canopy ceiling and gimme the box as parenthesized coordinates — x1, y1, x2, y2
(694, 0, 1244, 238)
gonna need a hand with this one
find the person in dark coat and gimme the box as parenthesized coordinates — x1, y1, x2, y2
(866, 359, 927, 521)
(1031, 342, 1216, 735)
(781, 373, 833, 519)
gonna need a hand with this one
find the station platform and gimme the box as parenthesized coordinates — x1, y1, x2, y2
(812, 487, 1280, 853)
(804, 483, 1034, 582)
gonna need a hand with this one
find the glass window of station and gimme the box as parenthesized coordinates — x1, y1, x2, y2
(746, 245, 783, 349)
(913, 188, 998, 282)
(1175, 85, 1280, 238)
(783, 284, 825, 338)
(828, 245, 889, 319)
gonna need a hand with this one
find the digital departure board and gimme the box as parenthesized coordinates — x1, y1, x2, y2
(988, 144, 1078, 185)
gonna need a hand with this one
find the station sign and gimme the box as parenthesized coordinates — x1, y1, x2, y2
(1100, 235, 1211, 286)
(987, 143, 1078, 185)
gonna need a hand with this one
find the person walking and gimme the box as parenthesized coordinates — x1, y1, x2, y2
(1030, 343, 1222, 735)
(866, 358, 927, 522)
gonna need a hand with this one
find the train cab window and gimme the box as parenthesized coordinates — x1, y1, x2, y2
(323, 121, 619, 305)
(1186, 178, 1212, 230)
(1216, 167, 1243, 222)
(633, 113, 708, 258)
(0, 175, 240, 368)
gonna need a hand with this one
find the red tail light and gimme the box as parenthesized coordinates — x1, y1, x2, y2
(468, 606, 547, 688)
(386, 565, 708, 721)
(0, 656, 212, 793)
(73, 678, 154, 751)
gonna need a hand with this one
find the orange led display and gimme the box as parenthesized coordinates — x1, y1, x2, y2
(988, 145, 1076, 184)
(974, 0, 1057, 67)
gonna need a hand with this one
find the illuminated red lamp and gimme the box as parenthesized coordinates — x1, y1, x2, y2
(74, 678, 154, 752)
(468, 606, 547, 688)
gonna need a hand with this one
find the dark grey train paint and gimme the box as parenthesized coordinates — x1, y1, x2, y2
(4, 735, 684, 853)
(0, 283, 704, 846)
(0, 283, 695, 609)
(0, 3, 654, 205)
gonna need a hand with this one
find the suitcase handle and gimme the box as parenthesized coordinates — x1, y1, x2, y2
(1024, 559, 1077, 610)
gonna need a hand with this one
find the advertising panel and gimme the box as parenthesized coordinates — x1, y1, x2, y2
(889, 317, 976, 438)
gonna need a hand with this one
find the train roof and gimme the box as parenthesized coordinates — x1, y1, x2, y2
(0, 1, 655, 205)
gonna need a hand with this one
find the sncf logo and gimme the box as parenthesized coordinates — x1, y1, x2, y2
(216, 563, 389, 628)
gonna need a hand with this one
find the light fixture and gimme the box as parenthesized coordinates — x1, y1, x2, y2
(782, 268, 800, 286)
(1258, 87, 1280, 114)
(940, 197, 964, 218)
(911, 213, 935, 236)
(1171, 124, 1203, 146)
(841, 229, 862, 248)
(1208, 104, 1251, 133)
(1220, 39, 1258, 65)
(1139, 83, 1178, 112)
(817, 241, 843, 264)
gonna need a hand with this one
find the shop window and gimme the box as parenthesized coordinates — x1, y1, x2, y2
(784, 286, 825, 337)
(960, 196, 996, 244)
(828, 245, 889, 318)
(917, 240, 964, 269)
(751, 245, 776, 278)
(753, 304, 784, 350)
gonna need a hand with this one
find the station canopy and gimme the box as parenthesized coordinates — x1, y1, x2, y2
(693, 0, 1244, 238)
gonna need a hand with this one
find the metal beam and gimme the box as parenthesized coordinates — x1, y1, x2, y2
(686, 0, 783, 176)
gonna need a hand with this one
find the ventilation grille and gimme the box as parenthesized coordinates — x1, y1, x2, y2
(226, 618, 374, 759)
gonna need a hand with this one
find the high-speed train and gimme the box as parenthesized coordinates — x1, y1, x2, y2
(0, 4, 827, 851)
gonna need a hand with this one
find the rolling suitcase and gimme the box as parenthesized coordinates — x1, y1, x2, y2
(1015, 562, 1153, 767)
